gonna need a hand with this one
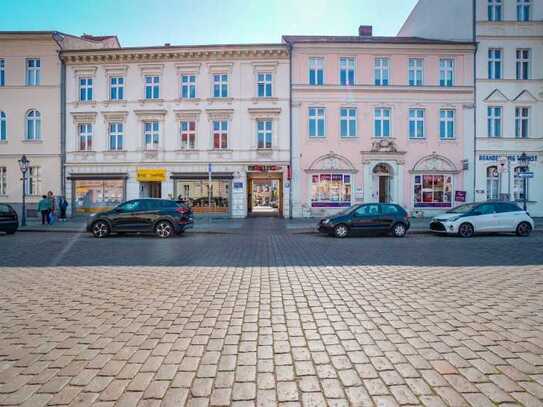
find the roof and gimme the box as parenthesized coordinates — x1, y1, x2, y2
(282, 35, 475, 46)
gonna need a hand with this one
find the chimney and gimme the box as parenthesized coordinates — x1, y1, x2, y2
(358, 25, 373, 36)
(164, 43, 171, 47)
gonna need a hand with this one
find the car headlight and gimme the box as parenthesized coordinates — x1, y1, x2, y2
(447, 215, 462, 222)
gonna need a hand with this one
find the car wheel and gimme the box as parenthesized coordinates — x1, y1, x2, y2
(92, 220, 110, 238)
(333, 224, 349, 238)
(516, 222, 532, 237)
(5, 230, 16, 235)
(391, 223, 407, 238)
(458, 222, 474, 238)
(155, 221, 174, 238)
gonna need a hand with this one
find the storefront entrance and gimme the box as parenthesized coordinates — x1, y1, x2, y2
(140, 182, 162, 198)
(373, 164, 391, 203)
(247, 173, 282, 217)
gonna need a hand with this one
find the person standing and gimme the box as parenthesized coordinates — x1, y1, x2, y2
(38, 195, 51, 225)
(47, 191, 56, 224)
(59, 196, 68, 221)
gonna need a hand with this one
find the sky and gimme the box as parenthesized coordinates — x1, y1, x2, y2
(0, 0, 418, 47)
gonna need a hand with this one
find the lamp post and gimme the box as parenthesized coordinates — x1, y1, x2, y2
(518, 152, 528, 211)
(18, 155, 30, 226)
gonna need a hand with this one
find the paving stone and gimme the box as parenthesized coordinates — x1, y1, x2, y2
(232, 382, 256, 401)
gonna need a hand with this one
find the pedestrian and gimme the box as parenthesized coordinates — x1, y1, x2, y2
(38, 195, 51, 225)
(59, 196, 68, 221)
(47, 191, 57, 224)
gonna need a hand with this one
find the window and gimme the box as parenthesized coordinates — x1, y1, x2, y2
(0, 59, 4, 86)
(0, 167, 6, 195)
(514, 166, 529, 201)
(79, 78, 93, 101)
(487, 107, 502, 138)
(25, 110, 41, 140)
(180, 121, 196, 150)
(308, 107, 325, 138)
(181, 75, 196, 99)
(517, 0, 531, 21)
(175, 179, 230, 214)
(213, 74, 228, 98)
(486, 166, 499, 200)
(144, 121, 159, 150)
(515, 107, 529, 138)
(78, 123, 92, 151)
(440, 109, 455, 139)
(109, 122, 123, 151)
(309, 57, 324, 85)
(0, 111, 6, 141)
(257, 72, 272, 97)
(26, 59, 40, 86)
(414, 175, 452, 208)
(257, 120, 272, 149)
(516, 49, 530, 80)
(340, 108, 356, 138)
(495, 202, 521, 213)
(488, 0, 502, 21)
(311, 174, 352, 207)
(374, 108, 391, 138)
(408, 109, 425, 139)
(439, 59, 454, 87)
(110, 77, 124, 100)
(24, 167, 40, 195)
(213, 120, 228, 149)
(488, 49, 502, 79)
(144, 76, 160, 99)
(74, 180, 124, 214)
(339, 57, 355, 86)
(408, 58, 423, 86)
(374, 58, 389, 86)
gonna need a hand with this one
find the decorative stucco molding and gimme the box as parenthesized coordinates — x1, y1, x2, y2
(306, 151, 357, 173)
(70, 111, 97, 124)
(410, 152, 459, 174)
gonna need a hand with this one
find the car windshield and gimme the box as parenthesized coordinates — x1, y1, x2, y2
(334, 205, 357, 216)
(447, 203, 478, 214)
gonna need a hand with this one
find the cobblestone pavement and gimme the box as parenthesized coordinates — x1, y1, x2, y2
(1, 221, 543, 406)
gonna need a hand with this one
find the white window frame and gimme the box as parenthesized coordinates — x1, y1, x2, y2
(374, 108, 391, 138)
(78, 123, 93, 151)
(108, 122, 124, 151)
(408, 109, 425, 139)
(24, 166, 40, 196)
(0, 59, 4, 87)
(488, 0, 502, 21)
(26, 58, 40, 86)
(487, 106, 502, 138)
(256, 119, 273, 149)
(25, 110, 41, 140)
(110, 76, 125, 100)
(180, 120, 196, 150)
(516, 49, 530, 80)
(256, 72, 273, 98)
(144, 121, 160, 150)
(515, 107, 529, 138)
(0, 111, 6, 141)
(144, 75, 160, 99)
(340, 108, 357, 138)
(212, 120, 228, 149)
(517, 0, 531, 21)
(181, 74, 196, 99)
(213, 74, 229, 98)
(79, 77, 93, 101)
(308, 57, 324, 85)
(374, 58, 389, 86)
(339, 57, 355, 86)
(0, 167, 6, 195)
(308, 107, 325, 138)
(488, 49, 502, 80)
(439, 59, 454, 87)
(440, 109, 456, 140)
(408, 58, 423, 86)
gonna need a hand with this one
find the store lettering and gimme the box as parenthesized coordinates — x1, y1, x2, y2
(478, 154, 538, 162)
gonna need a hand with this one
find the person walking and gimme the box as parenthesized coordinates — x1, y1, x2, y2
(38, 195, 51, 225)
(59, 196, 68, 221)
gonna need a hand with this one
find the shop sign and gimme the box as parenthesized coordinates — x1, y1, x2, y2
(478, 154, 538, 162)
(455, 191, 466, 202)
(518, 172, 534, 178)
(137, 168, 166, 182)
(233, 182, 243, 189)
(248, 165, 282, 172)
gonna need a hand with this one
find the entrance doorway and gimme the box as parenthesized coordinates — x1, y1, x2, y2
(247, 175, 282, 217)
(140, 182, 162, 198)
(373, 164, 391, 203)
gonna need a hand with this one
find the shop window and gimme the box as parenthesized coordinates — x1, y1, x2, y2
(414, 175, 452, 208)
(175, 179, 230, 214)
(311, 173, 352, 208)
(74, 179, 124, 214)
(486, 166, 499, 200)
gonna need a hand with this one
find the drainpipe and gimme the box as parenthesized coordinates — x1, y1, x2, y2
(287, 41, 293, 219)
(53, 32, 66, 199)
(472, 0, 477, 202)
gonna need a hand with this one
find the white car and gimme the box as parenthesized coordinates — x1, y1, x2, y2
(430, 202, 534, 238)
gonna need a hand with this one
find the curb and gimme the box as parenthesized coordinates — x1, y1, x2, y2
(17, 228, 239, 235)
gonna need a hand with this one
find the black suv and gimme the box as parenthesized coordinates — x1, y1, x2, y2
(318, 203, 410, 238)
(0, 203, 18, 235)
(87, 199, 193, 238)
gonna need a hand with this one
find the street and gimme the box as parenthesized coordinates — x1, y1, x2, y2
(0, 220, 543, 406)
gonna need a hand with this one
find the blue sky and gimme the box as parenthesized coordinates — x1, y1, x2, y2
(0, 0, 418, 47)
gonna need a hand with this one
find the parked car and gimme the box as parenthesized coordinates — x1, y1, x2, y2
(430, 201, 534, 238)
(318, 203, 410, 238)
(87, 198, 193, 238)
(0, 203, 18, 235)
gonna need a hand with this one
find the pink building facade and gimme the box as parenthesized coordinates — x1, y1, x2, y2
(285, 31, 475, 217)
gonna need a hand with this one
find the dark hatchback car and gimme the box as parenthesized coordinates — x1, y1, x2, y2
(0, 203, 18, 235)
(318, 203, 410, 238)
(87, 199, 193, 238)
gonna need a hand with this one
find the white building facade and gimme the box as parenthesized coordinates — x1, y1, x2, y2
(400, 0, 543, 216)
(61, 44, 290, 218)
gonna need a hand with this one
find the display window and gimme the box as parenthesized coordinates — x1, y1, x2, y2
(74, 179, 124, 213)
(175, 179, 230, 214)
(414, 175, 452, 208)
(311, 173, 351, 207)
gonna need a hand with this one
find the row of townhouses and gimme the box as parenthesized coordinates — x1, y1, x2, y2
(1, 0, 542, 219)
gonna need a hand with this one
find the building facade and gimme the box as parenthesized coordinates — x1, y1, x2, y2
(61, 44, 290, 218)
(0, 32, 118, 217)
(400, 0, 543, 216)
(285, 29, 475, 218)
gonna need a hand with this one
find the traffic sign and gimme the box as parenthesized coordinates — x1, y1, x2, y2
(518, 172, 534, 178)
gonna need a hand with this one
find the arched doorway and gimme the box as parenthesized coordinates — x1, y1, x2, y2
(373, 163, 392, 203)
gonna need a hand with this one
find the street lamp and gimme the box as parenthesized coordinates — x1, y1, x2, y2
(18, 154, 30, 226)
(517, 152, 529, 211)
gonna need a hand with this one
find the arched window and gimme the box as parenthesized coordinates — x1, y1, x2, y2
(486, 166, 499, 200)
(0, 111, 6, 141)
(26, 110, 41, 140)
